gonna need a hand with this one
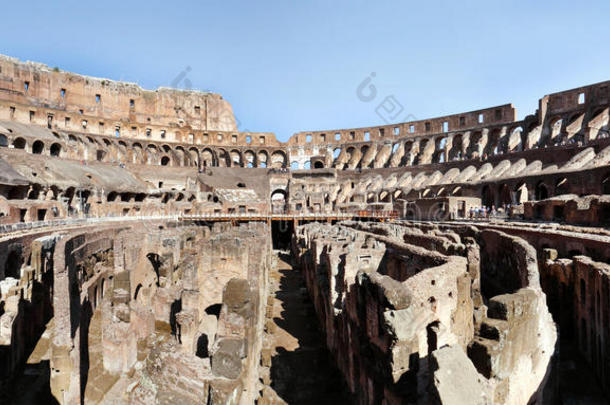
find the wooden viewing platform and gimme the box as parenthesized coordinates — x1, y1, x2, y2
(179, 210, 399, 223)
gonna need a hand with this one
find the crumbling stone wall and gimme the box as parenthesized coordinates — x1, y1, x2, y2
(541, 251, 610, 396)
(293, 222, 475, 403)
(294, 221, 558, 404)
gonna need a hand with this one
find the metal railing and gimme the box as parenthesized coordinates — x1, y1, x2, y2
(179, 210, 399, 220)
(0, 210, 400, 236)
(0, 215, 179, 236)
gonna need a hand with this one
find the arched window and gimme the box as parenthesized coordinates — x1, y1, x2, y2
(535, 181, 549, 200)
(13, 137, 26, 149)
(50, 143, 61, 157)
(32, 140, 44, 154)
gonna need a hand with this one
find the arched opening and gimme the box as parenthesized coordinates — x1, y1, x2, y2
(161, 156, 170, 166)
(509, 127, 523, 152)
(549, 117, 563, 145)
(257, 151, 269, 168)
(200, 148, 214, 167)
(271, 189, 287, 214)
(4, 250, 23, 279)
(271, 220, 293, 250)
(290, 161, 299, 170)
(205, 304, 222, 318)
(0, 134, 7, 147)
(535, 181, 549, 200)
(499, 183, 512, 206)
(217, 149, 231, 167)
(107, 191, 119, 202)
(303, 161, 311, 170)
(32, 140, 44, 154)
(449, 135, 463, 161)
(12, 137, 26, 149)
(481, 185, 494, 207)
(230, 150, 243, 167)
(50, 143, 61, 157)
(271, 150, 287, 168)
(196, 334, 210, 358)
(314, 161, 324, 169)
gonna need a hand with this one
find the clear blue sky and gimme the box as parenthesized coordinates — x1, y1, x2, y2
(2, 0, 609, 140)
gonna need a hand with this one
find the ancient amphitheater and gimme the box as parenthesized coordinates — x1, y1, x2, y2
(0, 54, 609, 404)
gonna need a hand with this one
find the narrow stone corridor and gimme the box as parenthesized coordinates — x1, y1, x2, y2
(259, 251, 351, 404)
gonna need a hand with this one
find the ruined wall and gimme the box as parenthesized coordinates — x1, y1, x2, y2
(293, 222, 474, 403)
(541, 251, 610, 397)
(293, 221, 558, 404)
(0, 55, 238, 135)
(0, 219, 273, 404)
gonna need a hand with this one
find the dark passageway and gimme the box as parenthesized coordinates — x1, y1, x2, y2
(261, 252, 351, 404)
(271, 221, 293, 250)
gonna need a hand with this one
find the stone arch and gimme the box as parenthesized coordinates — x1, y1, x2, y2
(188, 147, 200, 167)
(244, 150, 256, 168)
(549, 116, 564, 145)
(271, 150, 287, 168)
(449, 134, 463, 161)
(433, 136, 447, 163)
(257, 150, 269, 168)
(485, 127, 503, 156)
(467, 131, 483, 159)
(271, 189, 287, 213)
(50, 142, 62, 157)
(200, 148, 214, 167)
(32, 140, 44, 154)
(107, 191, 119, 202)
(175, 146, 187, 166)
(4, 249, 23, 279)
(535, 180, 549, 200)
(509, 126, 523, 152)
(96, 149, 106, 161)
(146, 144, 159, 164)
(230, 149, 243, 167)
(217, 148, 231, 167)
(498, 183, 512, 206)
(481, 185, 494, 206)
(132, 143, 144, 164)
